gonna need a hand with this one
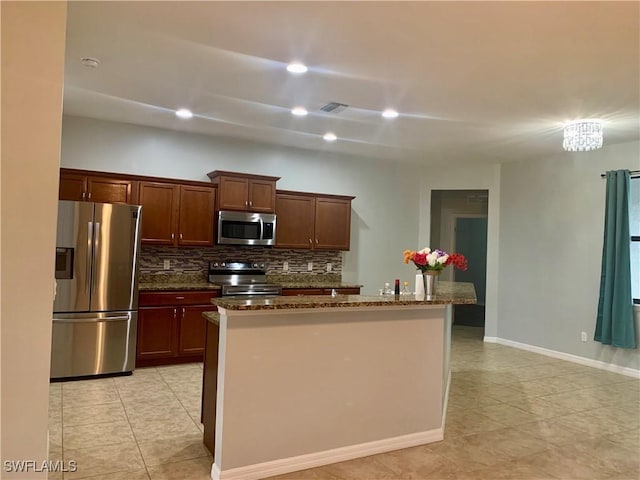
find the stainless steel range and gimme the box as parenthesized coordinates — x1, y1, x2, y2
(208, 261, 282, 297)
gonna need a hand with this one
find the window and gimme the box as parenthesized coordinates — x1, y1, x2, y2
(631, 177, 639, 305)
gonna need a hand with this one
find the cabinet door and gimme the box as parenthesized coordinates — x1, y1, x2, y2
(178, 185, 216, 246)
(218, 176, 249, 211)
(275, 194, 315, 249)
(139, 182, 179, 245)
(137, 306, 178, 361)
(87, 176, 135, 204)
(314, 197, 352, 250)
(179, 305, 211, 356)
(248, 179, 276, 213)
(59, 172, 87, 201)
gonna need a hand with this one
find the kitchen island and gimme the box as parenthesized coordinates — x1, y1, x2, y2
(203, 282, 476, 480)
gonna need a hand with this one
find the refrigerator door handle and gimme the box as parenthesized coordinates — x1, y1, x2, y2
(53, 315, 131, 323)
(86, 221, 93, 295)
(94, 222, 101, 248)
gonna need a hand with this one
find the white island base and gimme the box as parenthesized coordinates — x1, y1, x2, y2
(209, 302, 454, 480)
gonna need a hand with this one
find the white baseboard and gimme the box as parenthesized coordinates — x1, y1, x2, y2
(483, 336, 640, 379)
(211, 429, 443, 480)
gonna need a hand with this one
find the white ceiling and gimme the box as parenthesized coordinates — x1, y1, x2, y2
(63, 1, 640, 166)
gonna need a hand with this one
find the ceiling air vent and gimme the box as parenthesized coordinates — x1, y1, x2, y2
(319, 102, 349, 114)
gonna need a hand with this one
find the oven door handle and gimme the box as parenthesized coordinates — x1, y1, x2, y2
(258, 217, 264, 240)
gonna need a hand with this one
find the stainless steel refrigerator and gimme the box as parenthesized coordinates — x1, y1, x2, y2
(51, 201, 142, 379)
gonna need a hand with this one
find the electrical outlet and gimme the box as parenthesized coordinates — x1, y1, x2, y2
(326, 263, 332, 272)
(283, 261, 289, 272)
(163, 259, 171, 270)
(307, 262, 313, 271)
(581, 331, 587, 342)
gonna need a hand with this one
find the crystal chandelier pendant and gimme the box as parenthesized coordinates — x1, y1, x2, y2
(563, 120, 604, 152)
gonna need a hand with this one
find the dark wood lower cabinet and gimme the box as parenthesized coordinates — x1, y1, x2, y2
(136, 291, 218, 367)
(137, 306, 178, 360)
(179, 305, 211, 356)
(202, 318, 219, 454)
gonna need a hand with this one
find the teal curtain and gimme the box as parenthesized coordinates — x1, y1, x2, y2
(595, 170, 636, 348)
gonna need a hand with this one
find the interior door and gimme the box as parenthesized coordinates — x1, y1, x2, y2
(454, 217, 487, 326)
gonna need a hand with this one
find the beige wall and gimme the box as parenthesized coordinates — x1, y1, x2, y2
(1, 2, 67, 476)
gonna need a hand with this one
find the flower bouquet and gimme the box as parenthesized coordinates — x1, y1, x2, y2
(403, 248, 468, 296)
(403, 248, 468, 273)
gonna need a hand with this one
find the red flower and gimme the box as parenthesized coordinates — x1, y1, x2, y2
(412, 252, 428, 266)
(446, 253, 468, 271)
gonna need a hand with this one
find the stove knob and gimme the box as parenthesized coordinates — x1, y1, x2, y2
(221, 262, 226, 267)
(252, 262, 258, 268)
(260, 263, 265, 269)
(213, 262, 219, 268)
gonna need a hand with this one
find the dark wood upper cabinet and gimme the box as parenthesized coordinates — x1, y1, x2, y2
(208, 170, 279, 213)
(59, 169, 137, 204)
(315, 196, 352, 250)
(139, 181, 215, 246)
(178, 185, 216, 246)
(275, 191, 354, 251)
(139, 182, 180, 245)
(275, 193, 315, 249)
(58, 172, 86, 201)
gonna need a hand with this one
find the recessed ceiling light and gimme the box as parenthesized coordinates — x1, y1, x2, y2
(323, 132, 337, 142)
(286, 62, 308, 74)
(175, 108, 193, 119)
(382, 109, 399, 119)
(80, 57, 100, 68)
(291, 106, 308, 116)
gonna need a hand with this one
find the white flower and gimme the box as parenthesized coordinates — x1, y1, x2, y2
(419, 247, 431, 254)
(437, 255, 449, 264)
(426, 252, 437, 267)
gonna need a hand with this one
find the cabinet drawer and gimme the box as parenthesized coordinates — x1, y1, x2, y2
(139, 291, 219, 306)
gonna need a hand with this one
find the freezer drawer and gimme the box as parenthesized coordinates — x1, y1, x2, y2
(50, 311, 137, 379)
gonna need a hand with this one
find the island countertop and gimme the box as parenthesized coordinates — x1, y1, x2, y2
(212, 281, 476, 310)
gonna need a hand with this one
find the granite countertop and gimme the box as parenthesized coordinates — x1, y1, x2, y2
(138, 273, 360, 292)
(266, 274, 362, 290)
(203, 311, 220, 324)
(213, 281, 476, 311)
(139, 282, 221, 291)
(275, 281, 363, 289)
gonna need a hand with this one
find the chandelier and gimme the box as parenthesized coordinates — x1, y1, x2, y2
(563, 120, 604, 152)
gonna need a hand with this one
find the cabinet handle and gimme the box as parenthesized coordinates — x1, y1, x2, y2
(315, 238, 319, 245)
(173, 308, 177, 319)
(171, 233, 175, 240)
(182, 307, 186, 317)
(308, 238, 312, 246)
(87, 192, 92, 200)
(249, 201, 253, 207)
(180, 233, 183, 240)
(175, 296, 185, 300)
(81, 191, 86, 200)
(245, 200, 249, 207)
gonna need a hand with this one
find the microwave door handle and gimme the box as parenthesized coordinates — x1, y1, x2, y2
(259, 217, 264, 240)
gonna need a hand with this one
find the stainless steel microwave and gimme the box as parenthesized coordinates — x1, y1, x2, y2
(217, 211, 276, 246)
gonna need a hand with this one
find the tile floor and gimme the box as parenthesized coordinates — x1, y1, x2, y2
(49, 326, 640, 479)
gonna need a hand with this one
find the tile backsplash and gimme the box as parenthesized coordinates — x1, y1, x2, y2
(140, 246, 342, 277)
